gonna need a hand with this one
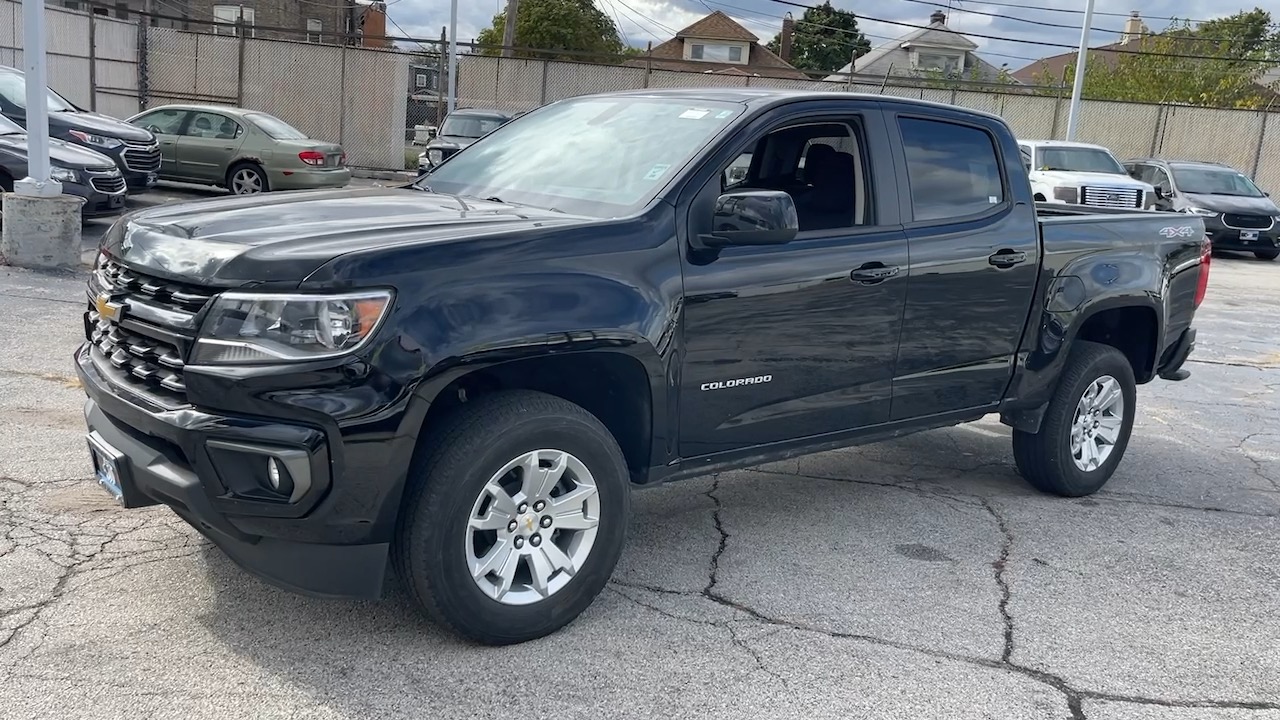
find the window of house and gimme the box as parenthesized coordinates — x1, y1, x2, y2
(213, 5, 255, 36)
(307, 18, 322, 42)
(416, 73, 428, 89)
(689, 43, 744, 63)
(916, 51, 962, 75)
(92, 6, 107, 15)
(899, 117, 1004, 222)
(62, 0, 82, 11)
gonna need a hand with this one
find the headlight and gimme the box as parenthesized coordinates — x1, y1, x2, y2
(50, 166, 78, 183)
(1053, 186, 1079, 203)
(192, 290, 393, 365)
(67, 129, 124, 149)
(428, 149, 443, 165)
(1185, 207, 1218, 216)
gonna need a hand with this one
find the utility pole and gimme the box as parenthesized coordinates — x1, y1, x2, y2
(18, 0, 56, 197)
(501, 0, 518, 58)
(1064, 0, 1096, 141)
(447, 0, 458, 114)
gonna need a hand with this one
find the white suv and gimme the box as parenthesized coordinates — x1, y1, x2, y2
(1019, 140, 1155, 210)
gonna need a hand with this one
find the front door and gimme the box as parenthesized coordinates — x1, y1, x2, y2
(176, 111, 244, 183)
(678, 102, 910, 458)
(132, 107, 189, 177)
(886, 109, 1041, 420)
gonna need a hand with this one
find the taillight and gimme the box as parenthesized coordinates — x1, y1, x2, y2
(1194, 237, 1211, 307)
(338, 152, 346, 166)
(298, 150, 326, 167)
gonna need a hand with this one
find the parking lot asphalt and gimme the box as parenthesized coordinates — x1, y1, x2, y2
(1, 240, 1278, 718)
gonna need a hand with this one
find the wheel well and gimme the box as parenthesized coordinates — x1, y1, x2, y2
(422, 352, 653, 483)
(0, 168, 12, 192)
(1075, 306, 1158, 382)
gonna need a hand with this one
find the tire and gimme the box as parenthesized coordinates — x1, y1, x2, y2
(1012, 341, 1137, 497)
(227, 163, 269, 195)
(394, 390, 630, 645)
(1254, 248, 1279, 261)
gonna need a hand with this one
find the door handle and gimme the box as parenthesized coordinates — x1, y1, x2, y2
(850, 263, 901, 284)
(989, 250, 1028, 268)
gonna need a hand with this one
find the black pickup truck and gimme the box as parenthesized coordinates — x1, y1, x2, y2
(76, 89, 1208, 645)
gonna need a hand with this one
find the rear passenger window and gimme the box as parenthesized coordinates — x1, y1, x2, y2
(899, 117, 1004, 222)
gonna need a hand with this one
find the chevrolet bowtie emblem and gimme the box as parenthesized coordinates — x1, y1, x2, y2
(95, 294, 125, 323)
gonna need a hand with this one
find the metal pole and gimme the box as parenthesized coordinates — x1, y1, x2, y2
(501, 0, 518, 59)
(17, 0, 59, 195)
(1064, 0, 1096, 141)
(447, 0, 458, 114)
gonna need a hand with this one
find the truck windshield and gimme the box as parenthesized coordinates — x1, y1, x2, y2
(440, 114, 507, 138)
(1037, 147, 1125, 174)
(419, 97, 745, 218)
(1171, 166, 1264, 197)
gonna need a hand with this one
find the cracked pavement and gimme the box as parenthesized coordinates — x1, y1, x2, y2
(1, 255, 1279, 720)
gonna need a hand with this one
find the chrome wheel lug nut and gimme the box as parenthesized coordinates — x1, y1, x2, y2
(517, 502, 529, 514)
(533, 500, 546, 512)
(513, 537, 525, 549)
(540, 516, 552, 528)
(530, 534, 541, 547)
(507, 520, 518, 533)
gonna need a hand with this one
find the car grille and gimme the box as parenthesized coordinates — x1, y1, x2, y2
(122, 140, 161, 173)
(1223, 213, 1273, 230)
(85, 259, 216, 409)
(89, 173, 126, 194)
(1082, 187, 1143, 209)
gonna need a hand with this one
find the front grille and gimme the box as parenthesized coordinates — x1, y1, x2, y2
(1082, 186, 1143, 209)
(122, 140, 161, 173)
(89, 173, 126, 194)
(85, 260, 216, 408)
(1223, 213, 1273, 230)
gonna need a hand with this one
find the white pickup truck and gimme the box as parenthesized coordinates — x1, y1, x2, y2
(1019, 140, 1155, 210)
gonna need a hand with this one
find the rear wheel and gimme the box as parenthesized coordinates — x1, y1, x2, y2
(1013, 342, 1137, 497)
(227, 163, 268, 195)
(1254, 248, 1279, 261)
(395, 390, 630, 645)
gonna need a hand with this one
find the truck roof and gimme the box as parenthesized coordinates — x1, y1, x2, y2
(1018, 139, 1114, 152)
(594, 88, 1007, 124)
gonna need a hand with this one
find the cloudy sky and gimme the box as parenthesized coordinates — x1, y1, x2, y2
(385, 0, 1280, 72)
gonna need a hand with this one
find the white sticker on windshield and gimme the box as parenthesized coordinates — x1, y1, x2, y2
(989, 196, 999, 204)
(645, 164, 671, 180)
(715, 110, 734, 119)
(680, 109, 710, 120)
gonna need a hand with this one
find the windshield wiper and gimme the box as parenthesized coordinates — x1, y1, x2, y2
(412, 184, 470, 211)
(482, 196, 564, 214)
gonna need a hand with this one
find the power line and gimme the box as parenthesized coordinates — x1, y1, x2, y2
(765, 0, 1280, 66)
(610, 0, 677, 36)
(600, 0, 666, 42)
(943, 0, 1280, 31)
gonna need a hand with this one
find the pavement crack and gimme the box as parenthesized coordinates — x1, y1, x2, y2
(981, 499, 1016, 665)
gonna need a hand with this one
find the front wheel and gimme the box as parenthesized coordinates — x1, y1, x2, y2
(1254, 248, 1280, 261)
(395, 390, 630, 645)
(1013, 342, 1137, 497)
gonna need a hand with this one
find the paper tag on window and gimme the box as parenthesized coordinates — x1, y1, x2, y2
(679, 109, 710, 120)
(645, 164, 671, 180)
(989, 196, 999, 204)
(715, 110, 734, 119)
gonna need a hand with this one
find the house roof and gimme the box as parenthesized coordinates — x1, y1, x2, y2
(822, 13, 996, 82)
(674, 10, 759, 42)
(1010, 43, 1129, 85)
(632, 11, 809, 80)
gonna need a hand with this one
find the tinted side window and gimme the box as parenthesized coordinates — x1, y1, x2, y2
(136, 108, 188, 135)
(899, 117, 1004, 222)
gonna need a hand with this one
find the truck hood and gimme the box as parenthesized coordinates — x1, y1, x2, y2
(0, 133, 118, 169)
(1182, 192, 1280, 216)
(103, 187, 593, 284)
(1031, 170, 1151, 190)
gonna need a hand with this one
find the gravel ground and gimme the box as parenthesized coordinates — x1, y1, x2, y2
(0, 222, 1277, 719)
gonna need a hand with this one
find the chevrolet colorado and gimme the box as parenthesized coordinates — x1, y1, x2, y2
(76, 89, 1208, 646)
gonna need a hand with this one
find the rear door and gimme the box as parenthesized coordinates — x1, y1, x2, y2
(132, 107, 188, 177)
(886, 108, 1041, 420)
(678, 100, 910, 457)
(176, 111, 244, 183)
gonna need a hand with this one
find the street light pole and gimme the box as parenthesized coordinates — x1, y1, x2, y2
(447, 0, 458, 114)
(1064, 0, 1096, 141)
(17, 0, 60, 197)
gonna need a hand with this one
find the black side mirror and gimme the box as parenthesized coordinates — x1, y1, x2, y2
(697, 190, 799, 248)
(1154, 186, 1167, 200)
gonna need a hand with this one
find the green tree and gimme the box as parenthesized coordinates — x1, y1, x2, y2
(475, 0, 624, 61)
(766, 2, 870, 74)
(1038, 9, 1280, 109)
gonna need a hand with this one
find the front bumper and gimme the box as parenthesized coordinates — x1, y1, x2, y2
(61, 180, 126, 218)
(75, 344, 392, 599)
(270, 167, 352, 191)
(1203, 216, 1278, 251)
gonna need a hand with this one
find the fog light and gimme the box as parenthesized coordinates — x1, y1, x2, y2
(267, 458, 283, 490)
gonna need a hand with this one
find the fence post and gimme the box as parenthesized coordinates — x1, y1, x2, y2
(1148, 104, 1165, 156)
(236, 19, 246, 106)
(136, 14, 149, 109)
(643, 41, 652, 89)
(436, 27, 447, 125)
(338, 43, 347, 146)
(539, 58, 548, 105)
(88, 14, 97, 111)
(1250, 108, 1270, 179)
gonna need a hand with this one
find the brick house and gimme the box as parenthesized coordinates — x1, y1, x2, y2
(631, 10, 807, 80)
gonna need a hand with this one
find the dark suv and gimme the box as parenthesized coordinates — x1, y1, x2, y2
(0, 66, 160, 193)
(1125, 158, 1280, 260)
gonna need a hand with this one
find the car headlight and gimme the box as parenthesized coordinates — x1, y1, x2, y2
(50, 166, 78, 183)
(428, 149, 443, 165)
(191, 290, 393, 365)
(67, 129, 124, 149)
(1053, 186, 1079, 203)
(1185, 207, 1218, 216)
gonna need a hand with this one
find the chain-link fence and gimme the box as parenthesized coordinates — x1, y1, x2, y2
(7, 0, 1280, 186)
